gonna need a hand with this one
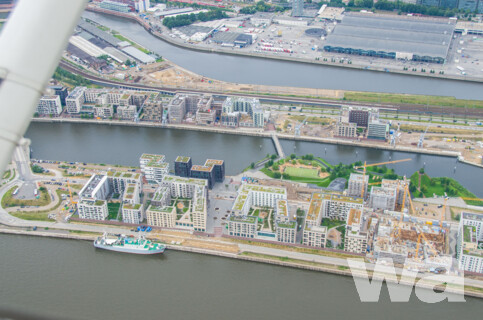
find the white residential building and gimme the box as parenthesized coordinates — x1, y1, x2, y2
(122, 203, 144, 224)
(78, 199, 109, 220)
(231, 183, 287, 216)
(228, 215, 258, 238)
(344, 208, 368, 254)
(276, 221, 297, 243)
(37, 95, 62, 116)
(140, 153, 169, 183)
(457, 212, 483, 274)
(107, 171, 142, 195)
(93, 105, 114, 119)
(162, 175, 207, 198)
(321, 194, 364, 221)
(303, 225, 328, 248)
(117, 105, 137, 120)
(146, 205, 176, 228)
(151, 186, 171, 207)
(66, 86, 86, 114)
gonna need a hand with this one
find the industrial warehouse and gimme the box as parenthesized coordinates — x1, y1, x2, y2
(323, 14, 455, 64)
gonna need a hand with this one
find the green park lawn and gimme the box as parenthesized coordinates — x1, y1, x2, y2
(284, 166, 319, 178)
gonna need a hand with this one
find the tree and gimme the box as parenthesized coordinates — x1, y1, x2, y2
(271, 154, 277, 160)
(273, 172, 281, 179)
(272, 164, 279, 171)
(290, 153, 296, 159)
(250, 162, 255, 169)
(419, 168, 425, 174)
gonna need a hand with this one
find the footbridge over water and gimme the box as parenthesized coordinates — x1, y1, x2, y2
(272, 134, 285, 159)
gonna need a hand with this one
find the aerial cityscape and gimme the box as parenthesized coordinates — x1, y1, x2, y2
(0, 0, 483, 319)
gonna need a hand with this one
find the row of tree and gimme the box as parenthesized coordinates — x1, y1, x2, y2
(239, 1, 286, 14)
(162, 9, 228, 29)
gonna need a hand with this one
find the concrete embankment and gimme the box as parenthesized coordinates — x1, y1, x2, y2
(85, 6, 483, 84)
(31, 117, 464, 160)
(0, 227, 480, 298)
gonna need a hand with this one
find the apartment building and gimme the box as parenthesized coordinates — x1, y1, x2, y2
(457, 212, 483, 274)
(122, 203, 144, 224)
(322, 194, 364, 221)
(303, 225, 328, 248)
(174, 156, 192, 177)
(276, 221, 297, 243)
(37, 95, 62, 116)
(335, 122, 357, 138)
(140, 153, 169, 183)
(161, 175, 207, 198)
(150, 186, 171, 207)
(231, 183, 287, 216)
(369, 187, 397, 211)
(196, 95, 215, 125)
(381, 179, 409, 206)
(347, 173, 368, 198)
(367, 121, 389, 140)
(78, 199, 109, 220)
(93, 105, 113, 119)
(344, 208, 368, 254)
(228, 215, 258, 238)
(143, 92, 164, 121)
(146, 204, 176, 228)
(107, 171, 142, 194)
(221, 97, 264, 128)
(192, 186, 207, 232)
(204, 159, 225, 182)
(117, 105, 137, 120)
(66, 86, 86, 114)
(190, 165, 215, 189)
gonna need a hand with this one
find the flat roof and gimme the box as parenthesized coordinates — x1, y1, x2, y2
(276, 199, 288, 217)
(191, 165, 213, 172)
(107, 171, 140, 179)
(205, 159, 224, 166)
(175, 156, 191, 163)
(163, 175, 207, 186)
(325, 14, 454, 58)
(462, 212, 483, 222)
(347, 208, 362, 227)
(229, 215, 257, 224)
(152, 187, 170, 201)
(147, 204, 175, 213)
(121, 46, 155, 64)
(277, 221, 296, 229)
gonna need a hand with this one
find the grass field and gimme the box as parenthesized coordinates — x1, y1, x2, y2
(107, 202, 121, 220)
(344, 91, 483, 109)
(284, 166, 319, 178)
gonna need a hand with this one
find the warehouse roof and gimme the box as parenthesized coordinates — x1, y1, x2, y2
(324, 14, 454, 58)
(121, 46, 155, 64)
(78, 20, 121, 47)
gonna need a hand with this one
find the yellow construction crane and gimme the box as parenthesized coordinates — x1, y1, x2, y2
(354, 158, 412, 198)
(439, 196, 448, 229)
(415, 226, 439, 260)
(67, 180, 77, 205)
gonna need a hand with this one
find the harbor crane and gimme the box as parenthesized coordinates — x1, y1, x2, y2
(417, 125, 430, 148)
(354, 158, 412, 199)
(294, 115, 309, 136)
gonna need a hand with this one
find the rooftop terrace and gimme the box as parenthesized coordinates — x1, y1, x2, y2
(163, 175, 207, 186)
(175, 156, 191, 163)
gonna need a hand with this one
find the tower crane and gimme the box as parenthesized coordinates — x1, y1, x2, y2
(354, 158, 412, 199)
(67, 180, 77, 206)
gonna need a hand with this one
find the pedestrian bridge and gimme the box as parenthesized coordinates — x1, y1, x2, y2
(271, 134, 285, 159)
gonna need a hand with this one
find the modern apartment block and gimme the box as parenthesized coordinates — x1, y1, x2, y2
(204, 159, 225, 182)
(161, 175, 208, 198)
(344, 208, 368, 254)
(221, 97, 264, 128)
(78, 199, 109, 220)
(117, 105, 137, 120)
(140, 153, 169, 183)
(174, 156, 192, 177)
(303, 225, 328, 247)
(292, 0, 304, 17)
(107, 171, 142, 194)
(146, 204, 176, 228)
(228, 215, 258, 238)
(143, 92, 165, 122)
(66, 86, 86, 114)
(195, 95, 215, 125)
(457, 212, 483, 274)
(146, 175, 208, 231)
(367, 121, 389, 140)
(37, 95, 62, 116)
(121, 183, 143, 224)
(49, 86, 69, 106)
(78, 174, 111, 220)
(369, 187, 397, 211)
(231, 183, 287, 216)
(276, 221, 297, 243)
(347, 173, 368, 198)
(190, 165, 215, 189)
(348, 109, 369, 127)
(93, 105, 114, 119)
(322, 194, 364, 221)
(381, 179, 409, 206)
(335, 122, 357, 138)
(151, 186, 171, 207)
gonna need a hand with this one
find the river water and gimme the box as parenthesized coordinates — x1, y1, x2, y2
(81, 11, 483, 100)
(26, 122, 483, 197)
(0, 234, 481, 320)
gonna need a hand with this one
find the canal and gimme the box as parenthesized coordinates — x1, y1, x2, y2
(26, 122, 483, 197)
(82, 11, 483, 100)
